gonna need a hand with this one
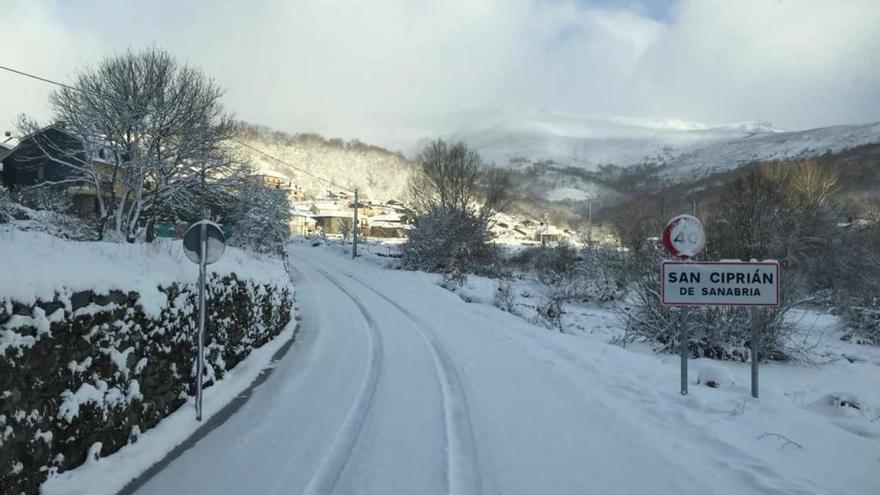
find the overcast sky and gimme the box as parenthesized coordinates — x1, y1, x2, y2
(2, 0, 879, 150)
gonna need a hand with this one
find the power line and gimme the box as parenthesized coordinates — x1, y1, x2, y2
(0, 64, 87, 94)
(0, 63, 352, 194)
(230, 137, 351, 193)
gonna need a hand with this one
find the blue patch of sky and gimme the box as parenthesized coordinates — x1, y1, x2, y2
(576, 0, 676, 21)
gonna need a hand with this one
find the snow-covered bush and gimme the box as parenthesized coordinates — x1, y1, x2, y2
(834, 222, 880, 345)
(506, 243, 624, 303)
(0, 231, 293, 494)
(3, 188, 95, 240)
(229, 181, 292, 255)
(534, 296, 564, 332)
(492, 280, 516, 313)
(0, 187, 12, 223)
(841, 304, 880, 345)
(614, 250, 805, 362)
(402, 207, 495, 274)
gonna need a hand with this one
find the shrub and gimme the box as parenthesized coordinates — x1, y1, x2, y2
(4, 187, 96, 240)
(614, 250, 808, 362)
(833, 222, 880, 345)
(841, 303, 880, 345)
(534, 296, 564, 332)
(401, 207, 495, 274)
(506, 243, 625, 304)
(493, 280, 516, 313)
(0, 187, 12, 223)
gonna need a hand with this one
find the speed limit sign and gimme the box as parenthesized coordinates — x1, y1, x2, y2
(663, 214, 705, 259)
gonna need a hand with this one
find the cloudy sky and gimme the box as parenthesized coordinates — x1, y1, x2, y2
(2, 0, 879, 149)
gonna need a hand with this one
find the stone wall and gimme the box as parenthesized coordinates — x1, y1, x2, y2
(0, 273, 292, 494)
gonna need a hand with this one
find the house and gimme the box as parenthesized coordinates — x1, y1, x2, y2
(0, 124, 121, 216)
(535, 224, 564, 244)
(1, 125, 84, 190)
(252, 173, 289, 190)
(311, 208, 354, 235)
(368, 212, 411, 238)
(288, 183, 305, 202)
(250, 173, 307, 203)
(290, 213, 317, 236)
(289, 203, 317, 236)
(0, 132, 17, 163)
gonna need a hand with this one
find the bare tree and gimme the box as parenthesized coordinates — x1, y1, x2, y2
(408, 139, 510, 218)
(706, 160, 840, 282)
(22, 47, 245, 241)
(403, 139, 511, 273)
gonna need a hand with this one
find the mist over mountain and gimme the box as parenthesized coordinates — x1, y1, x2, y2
(239, 113, 880, 227)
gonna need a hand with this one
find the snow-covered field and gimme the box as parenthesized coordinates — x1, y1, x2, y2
(71, 240, 879, 495)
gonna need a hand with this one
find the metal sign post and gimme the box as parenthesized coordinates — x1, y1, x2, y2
(662, 214, 705, 396)
(183, 220, 226, 421)
(679, 306, 689, 395)
(352, 188, 359, 259)
(751, 307, 760, 398)
(660, 250, 780, 398)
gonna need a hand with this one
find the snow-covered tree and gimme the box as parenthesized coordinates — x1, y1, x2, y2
(402, 206, 494, 274)
(21, 47, 244, 242)
(403, 139, 510, 273)
(229, 179, 292, 255)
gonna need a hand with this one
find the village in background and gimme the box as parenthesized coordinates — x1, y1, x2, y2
(0, 123, 580, 247)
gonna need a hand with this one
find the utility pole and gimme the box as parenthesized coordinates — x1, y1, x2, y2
(352, 188, 358, 259)
(587, 201, 593, 244)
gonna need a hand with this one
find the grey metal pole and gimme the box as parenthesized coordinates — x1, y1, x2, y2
(751, 307, 760, 398)
(196, 222, 207, 421)
(352, 188, 358, 259)
(587, 202, 592, 244)
(680, 306, 689, 395)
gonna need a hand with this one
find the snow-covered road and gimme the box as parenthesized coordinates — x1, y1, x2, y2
(130, 244, 879, 495)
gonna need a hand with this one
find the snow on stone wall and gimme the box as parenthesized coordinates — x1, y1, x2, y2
(0, 230, 293, 494)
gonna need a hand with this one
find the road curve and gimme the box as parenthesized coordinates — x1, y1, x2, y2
(130, 243, 822, 495)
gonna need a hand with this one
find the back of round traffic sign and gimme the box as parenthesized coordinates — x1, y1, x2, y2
(183, 220, 226, 265)
(662, 214, 705, 259)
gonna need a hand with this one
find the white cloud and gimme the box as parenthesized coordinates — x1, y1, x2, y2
(1, 0, 878, 148)
(631, 0, 880, 129)
(0, 2, 100, 134)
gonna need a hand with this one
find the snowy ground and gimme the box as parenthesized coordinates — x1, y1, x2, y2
(0, 229, 296, 495)
(68, 241, 879, 495)
(445, 272, 880, 447)
(41, 322, 297, 495)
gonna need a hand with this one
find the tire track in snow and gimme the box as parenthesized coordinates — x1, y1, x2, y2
(332, 268, 483, 495)
(299, 267, 384, 495)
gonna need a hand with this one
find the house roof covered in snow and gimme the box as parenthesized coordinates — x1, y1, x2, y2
(312, 210, 352, 219)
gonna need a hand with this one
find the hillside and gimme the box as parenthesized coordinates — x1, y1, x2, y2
(233, 123, 414, 201)
(232, 117, 880, 230)
(450, 111, 880, 205)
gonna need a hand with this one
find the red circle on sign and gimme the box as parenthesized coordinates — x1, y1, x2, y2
(662, 214, 705, 259)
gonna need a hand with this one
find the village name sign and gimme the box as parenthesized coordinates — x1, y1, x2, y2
(659, 214, 780, 399)
(662, 261, 779, 306)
